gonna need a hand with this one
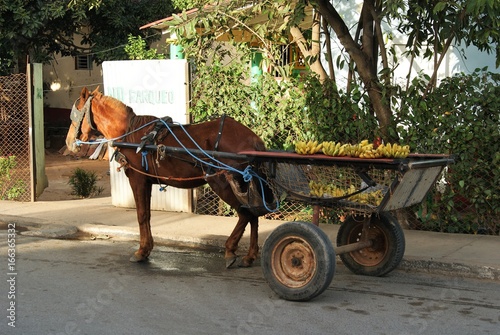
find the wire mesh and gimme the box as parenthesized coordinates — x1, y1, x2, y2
(263, 162, 397, 214)
(0, 73, 31, 201)
(193, 161, 401, 222)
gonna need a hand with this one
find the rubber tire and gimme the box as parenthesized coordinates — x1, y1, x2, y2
(337, 213, 405, 277)
(261, 221, 335, 301)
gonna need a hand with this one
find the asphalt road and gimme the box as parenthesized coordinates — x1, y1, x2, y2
(1, 234, 499, 335)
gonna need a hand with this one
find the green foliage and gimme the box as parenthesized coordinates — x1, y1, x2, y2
(68, 0, 102, 9)
(187, 35, 498, 234)
(68, 168, 103, 198)
(398, 70, 500, 234)
(0, 155, 27, 200)
(0, 0, 76, 74)
(188, 47, 377, 151)
(82, 0, 173, 64)
(0, 0, 174, 74)
(124, 35, 166, 60)
(171, 0, 204, 11)
(172, 1, 499, 234)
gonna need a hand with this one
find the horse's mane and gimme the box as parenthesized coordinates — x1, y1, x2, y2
(100, 95, 132, 114)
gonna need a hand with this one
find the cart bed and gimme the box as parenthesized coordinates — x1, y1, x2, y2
(239, 150, 454, 214)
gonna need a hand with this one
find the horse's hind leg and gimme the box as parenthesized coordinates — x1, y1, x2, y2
(225, 211, 259, 268)
(240, 215, 259, 268)
(224, 214, 247, 268)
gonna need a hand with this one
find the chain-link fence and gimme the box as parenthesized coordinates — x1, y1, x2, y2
(0, 73, 31, 201)
(194, 183, 311, 221)
(193, 159, 430, 225)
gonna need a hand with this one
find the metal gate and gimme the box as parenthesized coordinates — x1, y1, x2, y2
(0, 73, 31, 201)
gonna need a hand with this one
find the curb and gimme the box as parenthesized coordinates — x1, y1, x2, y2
(3, 219, 499, 282)
(399, 258, 500, 281)
(77, 223, 500, 282)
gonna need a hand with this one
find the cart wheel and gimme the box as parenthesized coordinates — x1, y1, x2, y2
(261, 221, 335, 301)
(336, 213, 405, 277)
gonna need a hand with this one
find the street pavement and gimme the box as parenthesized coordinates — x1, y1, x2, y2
(1, 197, 499, 281)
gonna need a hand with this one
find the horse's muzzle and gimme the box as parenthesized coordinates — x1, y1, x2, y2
(66, 140, 81, 153)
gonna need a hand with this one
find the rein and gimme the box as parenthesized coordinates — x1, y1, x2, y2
(72, 97, 278, 212)
(113, 149, 225, 182)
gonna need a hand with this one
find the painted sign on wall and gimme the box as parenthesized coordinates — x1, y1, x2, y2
(102, 59, 191, 211)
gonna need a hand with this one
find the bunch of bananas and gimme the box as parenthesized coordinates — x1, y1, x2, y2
(296, 139, 410, 159)
(322, 141, 342, 156)
(377, 143, 410, 158)
(347, 187, 384, 205)
(309, 181, 345, 198)
(308, 181, 384, 205)
(295, 140, 323, 155)
(338, 140, 375, 157)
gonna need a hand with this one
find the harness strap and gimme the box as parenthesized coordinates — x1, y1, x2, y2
(70, 96, 96, 140)
(84, 97, 97, 131)
(205, 114, 227, 176)
(213, 114, 226, 151)
(136, 116, 173, 153)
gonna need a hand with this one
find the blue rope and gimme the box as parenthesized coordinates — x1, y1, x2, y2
(74, 119, 159, 146)
(74, 117, 279, 213)
(158, 119, 279, 213)
(141, 151, 149, 171)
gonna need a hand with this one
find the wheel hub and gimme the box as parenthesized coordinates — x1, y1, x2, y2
(349, 224, 388, 267)
(271, 237, 317, 288)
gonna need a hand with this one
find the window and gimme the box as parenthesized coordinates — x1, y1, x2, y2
(271, 45, 306, 77)
(75, 54, 93, 70)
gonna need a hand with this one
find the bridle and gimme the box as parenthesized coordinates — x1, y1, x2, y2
(70, 96, 97, 140)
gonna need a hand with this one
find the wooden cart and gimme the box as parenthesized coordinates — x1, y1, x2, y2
(113, 141, 453, 301)
(240, 150, 454, 301)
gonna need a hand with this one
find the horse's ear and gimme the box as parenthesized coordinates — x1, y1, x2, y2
(80, 87, 89, 100)
(91, 86, 102, 98)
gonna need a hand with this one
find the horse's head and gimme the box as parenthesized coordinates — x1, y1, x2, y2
(65, 87, 101, 153)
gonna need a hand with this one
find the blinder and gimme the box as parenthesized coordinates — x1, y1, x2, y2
(70, 96, 95, 140)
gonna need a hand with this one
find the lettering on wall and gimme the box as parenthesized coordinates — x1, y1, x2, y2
(107, 87, 175, 105)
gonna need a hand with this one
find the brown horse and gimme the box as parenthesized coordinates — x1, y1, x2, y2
(65, 87, 274, 267)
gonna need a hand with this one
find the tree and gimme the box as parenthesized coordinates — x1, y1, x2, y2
(81, 0, 174, 64)
(0, 1, 81, 74)
(166, 0, 499, 142)
(124, 35, 165, 60)
(0, 0, 174, 75)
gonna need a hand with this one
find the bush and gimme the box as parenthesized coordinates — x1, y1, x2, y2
(68, 168, 103, 198)
(187, 42, 499, 234)
(0, 154, 27, 200)
(398, 70, 500, 234)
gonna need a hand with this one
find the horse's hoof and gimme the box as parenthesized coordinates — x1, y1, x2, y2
(129, 253, 148, 263)
(225, 256, 238, 269)
(239, 257, 254, 268)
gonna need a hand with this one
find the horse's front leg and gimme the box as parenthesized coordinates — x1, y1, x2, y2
(128, 176, 154, 262)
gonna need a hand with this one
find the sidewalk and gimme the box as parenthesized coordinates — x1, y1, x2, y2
(1, 197, 499, 281)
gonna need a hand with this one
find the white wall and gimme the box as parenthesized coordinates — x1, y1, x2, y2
(322, 0, 499, 87)
(43, 55, 103, 109)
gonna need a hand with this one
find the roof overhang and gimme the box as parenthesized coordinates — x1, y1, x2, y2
(140, 3, 314, 39)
